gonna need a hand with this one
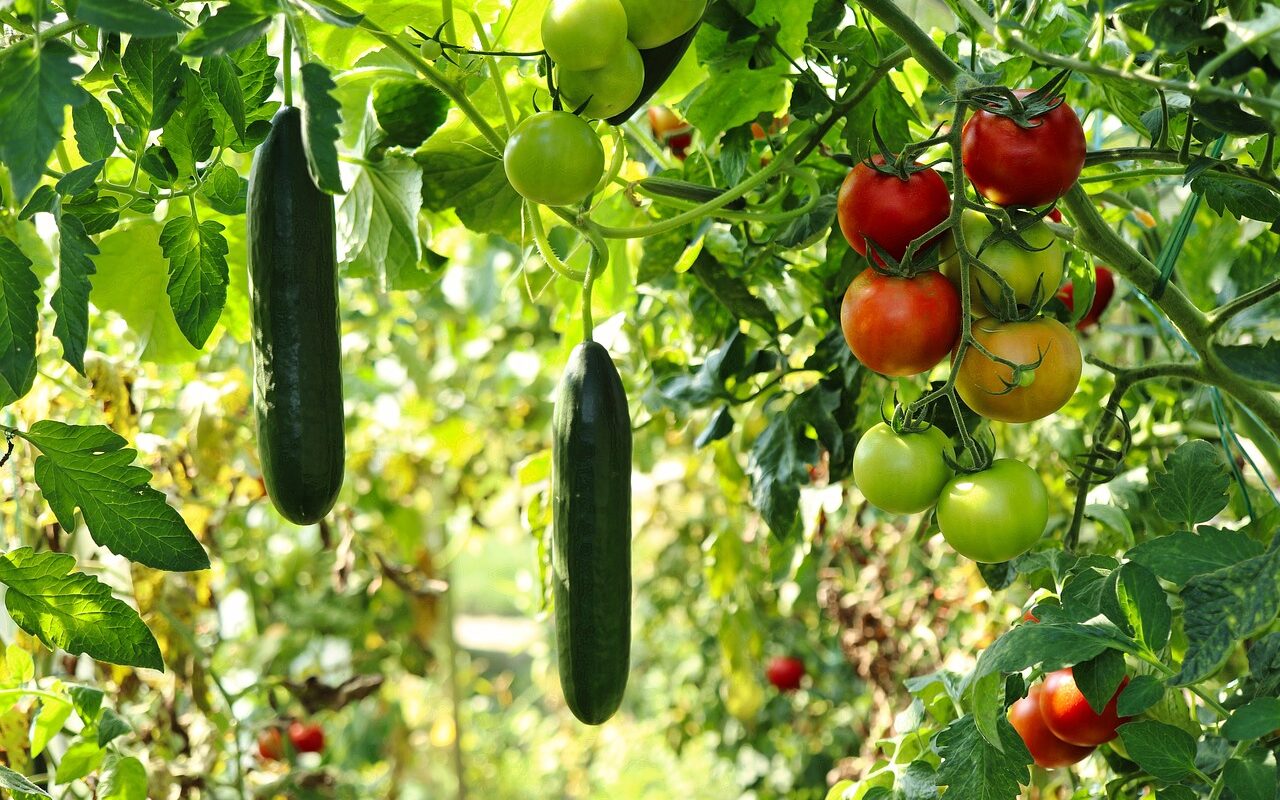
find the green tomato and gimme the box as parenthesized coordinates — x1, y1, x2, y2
(936, 458, 1047, 563)
(503, 112, 604, 207)
(852, 423, 953, 515)
(557, 39, 645, 119)
(419, 39, 443, 61)
(541, 0, 629, 71)
(942, 209, 1066, 313)
(618, 0, 707, 49)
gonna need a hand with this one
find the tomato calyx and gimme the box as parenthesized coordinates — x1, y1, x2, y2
(965, 207, 1066, 318)
(963, 69, 1072, 130)
(863, 119, 951, 181)
(966, 336, 1049, 396)
(942, 430, 996, 474)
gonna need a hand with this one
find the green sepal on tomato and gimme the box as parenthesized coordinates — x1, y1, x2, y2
(936, 458, 1047, 562)
(504, 112, 604, 207)
(962, 88, 1086, 208)
(1009, 684, 1096, 768)
(839, 269, 961, 377)
(836, 157, 951, 264)
(852, 423, 953, 515)
(941, 209, 1067, 314)
(954, 317, 1082, 424)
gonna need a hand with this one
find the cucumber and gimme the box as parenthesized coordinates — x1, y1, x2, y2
(247, 106, 345, 525)
(606, 21, 702, 125)
(552, 341, 633, 724)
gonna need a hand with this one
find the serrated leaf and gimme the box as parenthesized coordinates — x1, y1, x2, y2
(200, 54, 245, 141)
(0, 238, 39, 408)
(72, 91, 116, 163)
(179, 0, 277, 57)
(1127, 528, 1263, 583)
(0, 765, 48, 796)
(300, 63, 344, 194)
(109, 36, 183, 148)
(15, 421, 209, 572)
(1117, 720, 1197, 781)
(414, 132, 520, 240)
(51, 213, 98, 375)
(200, 162, 247, 215)
(371, 78, 449, 149)
(30, 696, 70, 757)
(55, 162, 103, 197)
(1149, 440, 1231, 527)
(67, 685, 103, 722)
(1192, 173, 1280, 225)
(74, 0, 187, 37)
(160, 69, 214, 179)
(65, 195, 121, 236)
(970, 670, 1007, 750)
(1222, 755, 1276, 800)
(339, 150, 422, 290)
(0, 40, 84, 201)
(158, 215, 228, 348)
(19, 185, 58, 219)
(1221, 697, 1280, 741)
(0, 548, 163, 670)
(747, 400, 808, 538)
(974, 619, 1140, 685)
(1117, 674, 1164, 716)
(100, 755, 146, 800)
(935, 715, 1031, 799)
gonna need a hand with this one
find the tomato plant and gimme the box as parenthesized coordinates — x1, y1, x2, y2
(840, 269, 961, 377)
(942, 209, 1067, 312)
(954, 317, 1083, 423)
(936, 459, 1047, 562)
(288, 721, 326, 754)
(541, 0, 630, 71)
(1039, 669, 1130, 746)
(503, 112, 605, 207)
(1008, 685, 1095, 768)
(836, 158, 951, 263)
(648, 106, 693, 158)
(962, 89, 1087, 208)
(557, 40, 645, 119)
(852, 423, 953, 514)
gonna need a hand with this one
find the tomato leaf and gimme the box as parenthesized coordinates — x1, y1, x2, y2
(158, 214, 229, 348)
(50, 212, 98, 375)
(689, 253, 778, 334)
(0, 238, 39, 408)
(1127, 528, 1262, 584)
(0, 40, 84, 202)
(54, 737, 104, 783)
(1148, 440, 1231, 527)
(72, 91, 117, 163)
(14, 421, 210, 572)
(1191, 173, 1280, 225)
(160, 68, 214, 179)
(415, 132, 521, 241)
(1221, 697, 1280, 741)
(1117, 720, 1197, 781)
(179, 0, 278, 57)
(100, 755, 147, 800)
(1101, 561, 1171, 652)
(1116, 674, 1164, 716)
(372, 79, 450, 149)
(0, 764, 48, 797)
(300, 62, 344, 194)
(935, 714, 1031, 799)
(73, 0, 187, 37)
(1221, 755, 1276, 800)
(1073, 648, 1127, 715)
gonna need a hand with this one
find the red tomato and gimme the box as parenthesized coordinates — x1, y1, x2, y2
(257, 727, 284, 761)
(766, 656, 806, 692)
(1010, 684, 1096, 768)
(1047, 207, 1063, 223)
(1023, 610, 1039, 623)
(1039, 668, 1130, 746)
(837, 158, 951, 263)
(962, 89, 1086, 208)
(751, 115, 790, 139)
(288, 720, 326, 754)
(648, 106, 692, 158)
(1057, 266, 1115, 329)
(840, 269, 962, 377)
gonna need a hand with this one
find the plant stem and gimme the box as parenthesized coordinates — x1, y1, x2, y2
(849, 0, 963, 86)
(283, 23, 294, 107)
(1207, 277, 1280, 333)
(471, 14, 516, 132)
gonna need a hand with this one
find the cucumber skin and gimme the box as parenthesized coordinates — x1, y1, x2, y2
(247, 107, 345, 526)
(552, 341, 633, 725)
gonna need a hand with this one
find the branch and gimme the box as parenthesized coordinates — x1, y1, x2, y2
(1087, 147, 1280, 195)
(849, 0, 964, 87)
(1208, 277, 1280, 334)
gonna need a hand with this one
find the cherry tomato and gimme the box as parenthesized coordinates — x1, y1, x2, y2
(751, 116, 790, 139)
(852, 423, 953, 514)
(619, 0, 706, 48)
(962, 89, 1086, 208)
(1010, 684, 1096, 768)
(936, 458, 1047, 563)
(840, 269, 962, 377)
(765, 656, 805, 692)
(955, 317, 1082, 423)
(1040, 669, 1131, 746)
(941, 209, 1066, 314)
(257, 727, 284, 761)
(648, 106, 692, 158)
(558, 39, 645, 119)
(541, 0, 629, 71)
(1058, 266, 1116, 330)
(504, 112, 604, 207)
(1047, 207, 1063, 223)
(837, 158, 951, 264)
(419, 39, 443, 61)
(288, 721, 325, 754)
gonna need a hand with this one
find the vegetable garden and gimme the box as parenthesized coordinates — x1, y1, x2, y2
(1, 0, 1280, 797)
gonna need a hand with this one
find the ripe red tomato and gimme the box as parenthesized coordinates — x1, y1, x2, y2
(1039, 668, 1130, 746)
(648, 106, 692, 159)
(1047, 207, 1063, 223)
(1057, 266, 1116, 329)
(954, 317, 1082, 423)
(840, 269, 961, 377)
(1010, 684, 1096, 768)
(257, 727, 284, 761)
(837, 158, 951, 263)
(766, 656, 805, 692)
(288, 720, 326, 754)
(962, 89, 1086, 208)
(751, 115, 790, 139)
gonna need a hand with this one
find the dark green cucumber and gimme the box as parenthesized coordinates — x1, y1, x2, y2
(247, 107, 345, 525)
(552, 341, 632, 725)
(606, 21, 702, 125)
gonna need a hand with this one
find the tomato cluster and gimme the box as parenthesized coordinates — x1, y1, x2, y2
(1009, 668, 1130, 769)
(257, 720, 326, 762)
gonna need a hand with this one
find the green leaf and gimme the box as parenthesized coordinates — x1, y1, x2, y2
(0, 548, 163, 670)
(1222, 754, 1276, 800)
(97, 708, 132, 748)
(339, 150, 422, 290)
(747, 398, 811, 538)
(0, 40, 84, 201)
(1172, 545, 1280, 685)
(969, 670, 1007, 750)
(1243, 632, 1280, 700)
(0, 237, 39, 408)
(72, 91, 116, 163)
(1102, 561, 1172, 652)
(30, 696, 71, 757)
(73, 0, 187, 37)
(300, 62, 344, 194)
(158, 215, 229, 349)
(689, 253, 778, 334)
(55, 162, 103, 197)
(179, 0, 278, 57)
(1192, 173, 1280, 225)
(100, 756, 147, 800)
(372, 78, 449, 149)
(974, 620, 1139, 684)
(160, 68, 214, 179)
(694, 406, 734, 449)
(1149, 440, 1231, 527)
(51, 212, 98, 375)
(54, 736, 104, 783)
(415, 132, 521, 240)
(199, 54, 246, 142)
(109, 35, 183, 146)
(1221, 698, 1280, 741)
(16, 421, 210, 572)
(200, 162, 247, 215)
(291, 0, 363, 26)
(1117, 720, 1198, 781)
(1127, 528, 1263, 583)
(0, 765, 48, 797)
(935, 715, 1031, 799)
(1117, 674, 1164, 716)
(67, 685, 103, 723)
(1073, 649, 1128, 715)
(1214, 339, 1280, 390)
(65, 195, 121, 236)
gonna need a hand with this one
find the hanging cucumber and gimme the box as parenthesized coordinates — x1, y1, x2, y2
(552, 340, 633, 725)
(247, 106, 345, 525)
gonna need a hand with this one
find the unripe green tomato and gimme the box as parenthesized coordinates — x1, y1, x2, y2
(852, 423, 953, 515)
(937, 458, 1047, 562)
(942, 209, 1067, 314)
(503, 112, 604, 207)
(419, 39, 443, 61)
(541, 0, 629, 71)
(618, 0, 707, 48)
(557, 39, 645, 120)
